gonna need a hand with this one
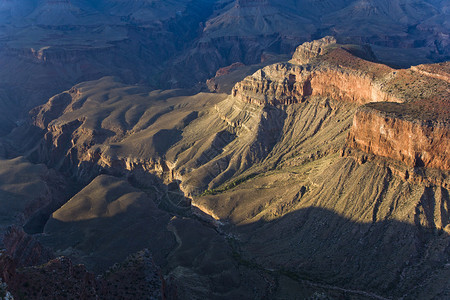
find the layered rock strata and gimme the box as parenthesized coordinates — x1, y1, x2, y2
(291, 36, 337, 65)
(232, 37, 450, 172)
(347, 104, 450, 171)
(232, 42, 402, 106)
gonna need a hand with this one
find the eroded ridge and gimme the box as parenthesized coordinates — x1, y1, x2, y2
(232, 37, 450, 172)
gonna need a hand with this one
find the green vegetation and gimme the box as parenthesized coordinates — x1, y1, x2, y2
(200, 173, 258, 196)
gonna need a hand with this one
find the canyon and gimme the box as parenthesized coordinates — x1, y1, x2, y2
(0, 0, 448, 134)
(232, 37, 450, 172)
(0, 1, 449, 299)
(0, 36, 448, 298)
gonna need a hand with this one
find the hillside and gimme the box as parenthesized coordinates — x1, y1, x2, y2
(0, 37, 446, 298)
(0, 0, 448, 138)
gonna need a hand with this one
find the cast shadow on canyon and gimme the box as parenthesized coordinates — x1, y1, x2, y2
(232, 202, 450, 298)
(29, 179, 450, 299)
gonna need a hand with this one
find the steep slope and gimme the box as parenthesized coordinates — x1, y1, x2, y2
(0, 0, 217, 137)
(41, 174, 176, 272)
(0, 156, 71, 241)
(0, 0, 448, 139)
(14, 38, 449, 298)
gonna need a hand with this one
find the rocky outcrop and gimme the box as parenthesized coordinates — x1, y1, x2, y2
(346, 61, 450, 172)
(32, 91, 75, 129)
(2, 226, 53, 268)
(206, 62, 246, 92)
(214, 62, 246, 78)
(1, 249, 164, 299)
(347, 106, 450, 171)
(291, 36, 337, 65)
(230, 38, 449, 173)
(232, 49, 401, 106)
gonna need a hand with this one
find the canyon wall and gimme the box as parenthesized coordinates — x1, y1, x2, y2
(291, 36, 337, 65)
(347, 107, 450, 170)
(232, 65, 402, 106)
(232, 45, 402, 106)
(231, 38, 449, 172)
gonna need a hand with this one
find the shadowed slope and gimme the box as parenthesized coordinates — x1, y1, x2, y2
(41, 174, 176, 272)
(0, 156, 72, 242)
(5, 38, 449, 298)
(196, 150, 450, 298)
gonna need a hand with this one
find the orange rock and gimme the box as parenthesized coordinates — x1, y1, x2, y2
(347, 107, 450, 170)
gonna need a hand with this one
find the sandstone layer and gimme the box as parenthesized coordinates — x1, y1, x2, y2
(347, 106, 450, 170)
(3, 37, 449, 299)
(232, 38, 450, 172)
(232, 43, 402, 106)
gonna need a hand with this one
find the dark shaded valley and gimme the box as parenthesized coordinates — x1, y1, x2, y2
(0, 1, 449, 299)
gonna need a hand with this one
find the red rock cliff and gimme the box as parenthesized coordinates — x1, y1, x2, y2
(231, 38, 450, 171)
(347, 106, 450, 170)
(232, 46, 402, 106)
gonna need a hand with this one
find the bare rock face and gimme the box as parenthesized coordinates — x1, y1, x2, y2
(232, 64, 402, 106)
(346, 61, 450, 172)
(2, 226, 53, 268)
(291, 36, 337, 65)
(347, 105, 450, 171)
(231, 38, 450, 173)
(232, 44, 401, 106)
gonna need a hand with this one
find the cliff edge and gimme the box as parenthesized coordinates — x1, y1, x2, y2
(231, 37, 450, 171)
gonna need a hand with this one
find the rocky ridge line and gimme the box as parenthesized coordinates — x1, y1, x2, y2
(231, 37, 450, 172)
(231, 37, 403, 106)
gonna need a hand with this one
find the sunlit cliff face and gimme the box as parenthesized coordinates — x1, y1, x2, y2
(0, 1, 449, 299)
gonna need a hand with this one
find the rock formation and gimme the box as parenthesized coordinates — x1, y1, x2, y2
(1, 36, 449, 299)
(347, 105, 450, 171)
(291, 36, 337, 65)
(0, 250, 164, 299)
(231, 38, 450, 173)
(231, 40, 402, 106)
